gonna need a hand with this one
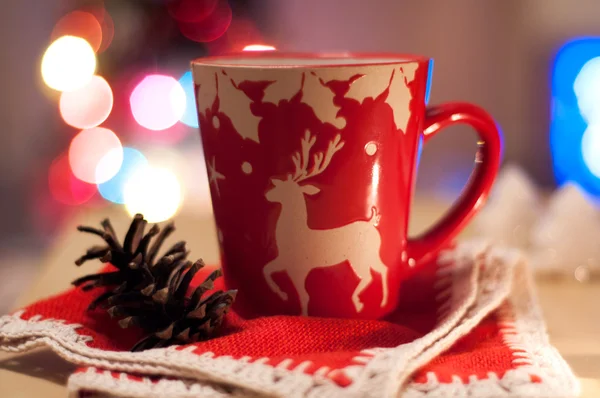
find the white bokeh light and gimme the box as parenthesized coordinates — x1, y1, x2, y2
(60, 75, 113, 128)
(574, 57, 600, 177)
(582, 124, 600, 177)
(69, 127, 123, 184)
(242, 44, 276, 52)
(41, 36, 97, 92)
(574, 57, 600, 123)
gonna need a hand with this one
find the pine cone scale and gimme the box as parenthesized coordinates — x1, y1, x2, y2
(73, 214, 235, 351)
(123, 214, 144, 253)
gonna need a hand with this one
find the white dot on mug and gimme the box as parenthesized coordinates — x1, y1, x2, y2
(217, 228, 224, 243)
(212, 115, 220, 129)
(365, 142, 378, 156)
(241, 161, 253, 174)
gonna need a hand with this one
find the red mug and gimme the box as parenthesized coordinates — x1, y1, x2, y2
(192, 53, 502, 319)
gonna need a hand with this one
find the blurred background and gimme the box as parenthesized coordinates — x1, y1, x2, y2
(2, 0, 600, 312)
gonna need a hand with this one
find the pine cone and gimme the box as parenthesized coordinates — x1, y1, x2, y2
(73, 214, 236, 351)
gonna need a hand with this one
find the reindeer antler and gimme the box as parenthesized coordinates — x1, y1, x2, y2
(291, 131, 345, 183)
(290, 130, 317, 181)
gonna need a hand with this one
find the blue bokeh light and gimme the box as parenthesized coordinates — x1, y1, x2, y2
(416, 59, 433, 166)
(416, 134, 424, 166)
(551, 37, 600, 196)
(178, 71, 199, 128)
(98, 147, 148, 204)
(425, 58, 434, 105)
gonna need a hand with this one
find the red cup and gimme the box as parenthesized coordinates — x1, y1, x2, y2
(192, 53, 502, 319)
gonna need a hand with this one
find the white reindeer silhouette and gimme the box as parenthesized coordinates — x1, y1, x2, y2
(263, 131, 389, 315)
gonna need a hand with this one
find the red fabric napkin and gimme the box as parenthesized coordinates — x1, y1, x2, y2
(0, 241, 579, 397)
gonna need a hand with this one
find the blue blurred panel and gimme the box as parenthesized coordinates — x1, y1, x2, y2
(551, 37, 600, 196)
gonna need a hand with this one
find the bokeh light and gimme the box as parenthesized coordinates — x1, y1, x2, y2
(582, 125, 600, 177)
(177, 0, 232, 43)
(69, 127, 123, 184)
(576, 57, 600, 179)
(98, 148, 148, 204)
(51, 11, 103, 53)
(178, 146, 213, 213)
(141, 145, 213, 214)
(206, 17, 263, 54)
(550, 38, 600, 197)
(129, 124, 190, 145)
(95, 7, 115, 53)
(41, 36, 97, 92)
(48, 152, 97, 206)
(95, 146, 125, 185)
(130, 75, 186, 131)
(242, 44, 276, 52)
(141, 146, 186, 178)
(168, 0, 218, 23)
(124, 166, 182, 223)
(178, 71, 199, 128)
(574, 57, 600, 125)
(59, 75, 113, 129)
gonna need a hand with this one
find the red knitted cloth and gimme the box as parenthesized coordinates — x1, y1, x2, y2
(0, 241, 579, 397)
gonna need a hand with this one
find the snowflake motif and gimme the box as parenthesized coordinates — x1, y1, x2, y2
(207, 156, 225, 197)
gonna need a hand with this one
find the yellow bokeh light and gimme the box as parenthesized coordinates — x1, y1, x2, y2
(123, 166, 182, 223)
(41, 35, 97, 92)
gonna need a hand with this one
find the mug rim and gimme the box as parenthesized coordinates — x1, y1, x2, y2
(191, 52, 430, 69)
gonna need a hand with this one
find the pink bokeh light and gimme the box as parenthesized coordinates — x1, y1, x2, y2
(48, 152, 97, 206)
(129, 74, 186, 131)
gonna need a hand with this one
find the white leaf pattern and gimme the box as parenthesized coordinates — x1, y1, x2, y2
(193, 62, 419, 141)
(262, 71, 345, 129)
(318, 63, 419, 133)
(300, 72, 346, 129)
(195, 69, 262, 143)
(262, 72, 302, 104)
(195, 71, 217, 115)
(386, 64, 419, 133)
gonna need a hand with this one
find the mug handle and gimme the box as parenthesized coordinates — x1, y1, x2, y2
(406, 102, 503, 267)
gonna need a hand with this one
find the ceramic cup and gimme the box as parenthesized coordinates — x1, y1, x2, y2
(192, 53, 502, 319)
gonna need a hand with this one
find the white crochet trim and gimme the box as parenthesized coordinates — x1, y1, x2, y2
(344, 239, 517, 397)
(388, 242, 521, 396)
(0, 242, 579, 397)
(67, 367, 252, 398)
(0, 242, 495, 398)
(345, 240, 486, 388)
(0, 320, 341, 397)
(402, 257, 581, 397)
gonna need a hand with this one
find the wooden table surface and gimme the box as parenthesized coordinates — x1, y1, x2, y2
(1, 202, 598, 397)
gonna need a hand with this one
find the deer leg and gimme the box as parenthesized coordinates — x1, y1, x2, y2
(286, 271, 311, 316)
(263, 259, 288, 301)
(297, 282, 310, 316)
(352, 270, 373, 313)
(378, 263, 388, 307)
